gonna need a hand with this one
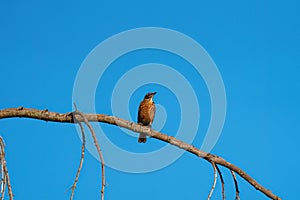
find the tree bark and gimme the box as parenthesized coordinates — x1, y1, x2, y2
(0, 107, 281, 200)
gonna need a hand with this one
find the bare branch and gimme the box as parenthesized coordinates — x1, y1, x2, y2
(70, 116, 86, 200)
(0, 107, 281, 200)
(0, 137, 13, 200)
(231, 170, 240, 200)
(207, 162, 217, 200)
(0, 148, 5, 200)
(73, 111, 106, 200)
(0, 170, 6, 200)
(215, 164, 225, 200)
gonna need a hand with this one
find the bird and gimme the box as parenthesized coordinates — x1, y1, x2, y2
(137, 92, 157, 143)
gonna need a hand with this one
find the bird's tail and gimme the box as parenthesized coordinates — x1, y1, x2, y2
(138, 133, 147, 143)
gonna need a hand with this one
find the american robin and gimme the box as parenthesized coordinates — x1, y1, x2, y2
(137, 92, 157, 143)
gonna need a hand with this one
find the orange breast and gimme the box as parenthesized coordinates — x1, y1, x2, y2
(138, 100, 156, 126)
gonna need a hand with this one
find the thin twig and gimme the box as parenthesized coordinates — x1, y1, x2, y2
(70, 117, 86, 200)
(0, 137, 13, 200)
(0, 174, 5, 200)
(230, 170, 240, 200)
(207, 161, 217, 200)
(74, 111, 106, 200)
(0, 150, 5, 200)
(215, 164, 225, 200)
(0, 155, 4, 200)
(1, 178, 6, 200)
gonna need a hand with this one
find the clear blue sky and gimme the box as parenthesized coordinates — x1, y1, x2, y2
(1, 0, 299, 199)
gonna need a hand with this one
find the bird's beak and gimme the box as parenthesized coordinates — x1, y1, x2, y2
(151, 92, 157, 96)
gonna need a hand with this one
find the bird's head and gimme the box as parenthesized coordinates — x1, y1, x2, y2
(144, 92, 157, 101)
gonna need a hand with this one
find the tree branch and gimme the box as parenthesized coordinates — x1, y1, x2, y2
(215, 164, 225, 200)
(0, 107, 281, 200)
(231, 170, 240, 200)
(0, 137, 13, 200)
(73, 111, 106, 200)
(207, 162, 217, 200)
(70, 113, 86, 200)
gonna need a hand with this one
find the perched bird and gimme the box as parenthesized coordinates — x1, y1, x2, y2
(137, 92, 157, 143)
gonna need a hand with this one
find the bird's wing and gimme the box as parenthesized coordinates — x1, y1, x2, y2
(149, 102, 156, 125)
(138, 101, 146, 123)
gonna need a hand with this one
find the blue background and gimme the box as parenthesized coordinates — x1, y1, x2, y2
(1, 0, 299, 199)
